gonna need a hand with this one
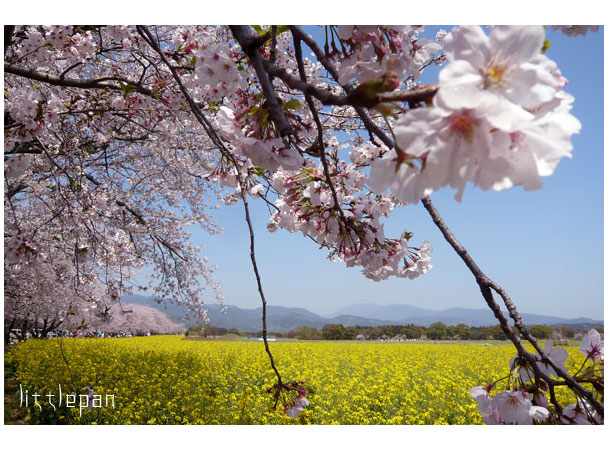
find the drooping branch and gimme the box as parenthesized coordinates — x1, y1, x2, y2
(137, 25, 286, 388)
(420, 196, 603, 417)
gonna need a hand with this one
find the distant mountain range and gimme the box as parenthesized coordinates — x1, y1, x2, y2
(120, 296, 602, 333)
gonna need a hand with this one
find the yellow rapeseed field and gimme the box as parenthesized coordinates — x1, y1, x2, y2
(5, 336, 583, 425)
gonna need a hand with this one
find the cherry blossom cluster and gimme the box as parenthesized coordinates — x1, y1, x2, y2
(335, 26, 442, 87)
(169, 27, 249, 103)
(369, 26, 581, 203)
(469, 386, 549, 424)
(470, 329, 604, 424)
(267, 381, 309, 419)
(4, 235, 45, 268)
(267, 159, 431, 281)
(551, 26, 600, 37)
(216, 106, 304, 172)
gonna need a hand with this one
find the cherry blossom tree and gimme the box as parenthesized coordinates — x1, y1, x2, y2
(3, 24, 602, 423)
(92, 303, 186, 336)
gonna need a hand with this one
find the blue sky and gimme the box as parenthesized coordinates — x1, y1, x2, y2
(184, 27, 604, 320)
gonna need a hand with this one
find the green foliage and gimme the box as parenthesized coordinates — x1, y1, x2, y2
(321, 324, 345, 340)
(283, 98, 302, 110)
(118, 80, 136, 97)
(186, 324, 228, 337)
(453, 323, 472, 340)
(251, 25, 290, 36)
(529, 324, 554, 339)
(425, 322, 448, 340)
(292, 326, 322, 340)
(401, 325, 424, 339)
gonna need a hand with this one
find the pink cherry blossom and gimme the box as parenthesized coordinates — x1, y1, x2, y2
(537, 339, 569, 378)
(579, 329, 604, 362)
(551, 26, 600, 37)
(368, 27, 580, 204)
(44, 26, 72, 47)
(561, 400, 600, 425)
(490, 390, 532, 424)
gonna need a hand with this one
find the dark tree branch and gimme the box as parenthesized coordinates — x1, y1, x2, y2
(229, 26, 294, 137)
(420, 196, 603, 417)
(288, 26, 394, 147)
(265, 58, 438, 109)
(59, 62, 83, 80)
(4, 25, 15, 56)
(4, 63, 153, 96)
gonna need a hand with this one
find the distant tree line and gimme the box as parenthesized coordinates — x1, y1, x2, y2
(186, 323, 602, 341)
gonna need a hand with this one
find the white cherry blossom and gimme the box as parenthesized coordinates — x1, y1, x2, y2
(438, 25, 559, 131)
(579, 329, 604, 361)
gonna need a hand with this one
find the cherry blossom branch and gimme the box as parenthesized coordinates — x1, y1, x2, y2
(288, 26, 395, 147)
(293, 35, 362, 241)
(137, 25, 285, 388)
(289, 28, 602, 414)
(486, 278, 603, 415)
(4, 63, 153, 96)
(4, 178, 23, 234)
(231, 26, 437, 132)
(287, 28, 602, 416)
(229, 26, 294, 137)
(421, 196, 603, 417)
(375, 86, 439, 105)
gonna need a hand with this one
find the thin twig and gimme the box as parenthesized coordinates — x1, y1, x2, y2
(292, 37, 363, 249)
(59, 335, 78, 392)
(137, 25, 285, 387)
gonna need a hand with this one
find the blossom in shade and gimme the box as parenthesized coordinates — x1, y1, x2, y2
(579, 329, 604, 361)
(285, 396, 309, 418)
(509, 340, 568, 383)
(561, 400, 601, 425)
(470, 387, 549, 424)
(537, 339, 569, 378)
(551, 26, 600, 37)
(468, 385, 493, 416)
(491, 390, 532, 424)
(44, 25, 72, 47)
